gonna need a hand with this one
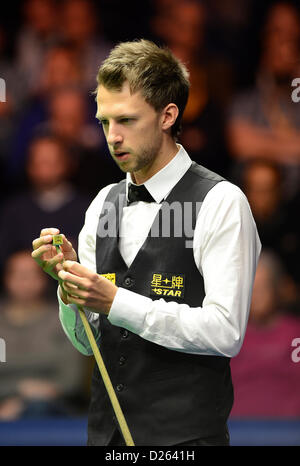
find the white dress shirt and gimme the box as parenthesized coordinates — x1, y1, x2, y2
(59, 145, 261, 358)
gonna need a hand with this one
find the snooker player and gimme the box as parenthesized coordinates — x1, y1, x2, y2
(32, 39, 261, 446)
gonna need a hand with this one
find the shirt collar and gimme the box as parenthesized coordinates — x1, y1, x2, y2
(126, 144, 192, 203)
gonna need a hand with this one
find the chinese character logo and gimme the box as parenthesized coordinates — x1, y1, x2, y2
(150, 273, 185, 298)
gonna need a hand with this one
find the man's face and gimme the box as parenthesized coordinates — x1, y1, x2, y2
(96, 82, 163, 179)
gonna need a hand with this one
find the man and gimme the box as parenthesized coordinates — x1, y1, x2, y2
(32, 39, 261, 446)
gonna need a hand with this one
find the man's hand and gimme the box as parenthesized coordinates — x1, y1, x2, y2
(58, 261, 118, 315)
(31, 228, 77, 281)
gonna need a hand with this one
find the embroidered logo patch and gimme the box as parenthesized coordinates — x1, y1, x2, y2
(100, 273, 116, 284)
(150, 273, 185, 299)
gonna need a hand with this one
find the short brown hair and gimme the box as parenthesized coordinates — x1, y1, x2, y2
(95, 39, 190, 138)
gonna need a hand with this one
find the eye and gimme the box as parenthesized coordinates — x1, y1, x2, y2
(119, 118, 134, 125)
(98, 119, 109, 127)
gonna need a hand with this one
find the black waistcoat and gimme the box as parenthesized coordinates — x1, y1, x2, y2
(87, 162, 233, 446)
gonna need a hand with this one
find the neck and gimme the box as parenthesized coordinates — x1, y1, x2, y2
(132, 138, 179, 185)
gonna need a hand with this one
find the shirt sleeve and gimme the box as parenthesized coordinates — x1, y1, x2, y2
(108, 181, 261, 358)
(58, 288, 101, 356)
(57, 184, 116, 354)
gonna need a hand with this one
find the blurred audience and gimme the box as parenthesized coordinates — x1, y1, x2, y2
(1, 0, 300, 424)
(6, 52, 118, 196)
(227, 1, 300, 200)
(45, 87, 100, 151)
(0, 250, 88, 420)
(230, 250, 300, 417)
(203, 0, 255, 64)
(16, 0, 60, 98)
(42, 87, 120, 195)
(38, 42, 83, 96)
(6, 43, 97, 189)
(242, 158, 300, 299)
(0, 135, 90, 274)
(59, 0, 111, 91)
(6, 0, 112, 194)
(0, 24, 25, 193)
(152, 0, 232, 176)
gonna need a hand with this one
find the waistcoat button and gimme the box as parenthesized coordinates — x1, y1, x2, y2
(124, 277, 133, 287)
(119, 356, 126, 365)
(121, 329, 129, 339)
(116, 383, 124, 392)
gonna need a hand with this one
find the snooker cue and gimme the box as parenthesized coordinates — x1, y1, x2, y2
(53, 235, 135, 446)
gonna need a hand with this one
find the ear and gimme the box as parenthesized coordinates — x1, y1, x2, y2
(161, 103, 179, 132)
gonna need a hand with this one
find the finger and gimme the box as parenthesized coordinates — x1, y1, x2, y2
(63, 261, 95, 279)
(62, 281, 88, 299)
(58, 269, 89, 288)
(32, 235, 54, 251)
(46, 253, 64, 269)
(31, 243, 53, 260)
(65, 293, 86, 307)
(40, 228, 60, 237)
(42, 253, 64, 275)
(60, 235, 74, 253)
(62, 281, 79, 292)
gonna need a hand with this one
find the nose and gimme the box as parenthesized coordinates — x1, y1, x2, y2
(106, 122, 123, 146)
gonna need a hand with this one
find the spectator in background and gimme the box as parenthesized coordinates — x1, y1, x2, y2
(152, 0, 235, 107)
(242, 159, 300, 310)
(230, 250, 300, 418)
(7, 56, 121, 197)
(46, 87, 101, 152)
(42, 87, 120, 195)
(60, 0, 111, 92)
(6, 42, 87, 190)
(151, 0, 232, 177)
(0, 23, 26, 196)
(203, 0, 255, 67)
(0, 24, 14, 199)
(8, 0, 112, 191)
(0, 135, 90, 274)
(0, 250, 88, 420)
(227, 1, 300, 201)
(15, 0, 60, 98)
(38, 42, 83, 96)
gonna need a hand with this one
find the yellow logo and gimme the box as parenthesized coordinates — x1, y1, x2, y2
(52, 234, 63, 246)
(100, 273, 116, 284)
(150, 273, 185, 299)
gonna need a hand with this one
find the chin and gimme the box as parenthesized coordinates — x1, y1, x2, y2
(116, 163, 134, 173)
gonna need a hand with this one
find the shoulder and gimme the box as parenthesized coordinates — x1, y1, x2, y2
(189, 162, 225, 184)
(204, 180, 249, 208)
(199, 180, 255, 230)
(85, 182, 121, 219)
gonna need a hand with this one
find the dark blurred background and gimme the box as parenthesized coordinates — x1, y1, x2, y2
(0, 0, 300, 445)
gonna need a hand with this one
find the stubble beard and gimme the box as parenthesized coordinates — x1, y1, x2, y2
(114, 133, 163, 175)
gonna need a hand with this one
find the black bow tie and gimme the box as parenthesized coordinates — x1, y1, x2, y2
(127, 183, 155, 205)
